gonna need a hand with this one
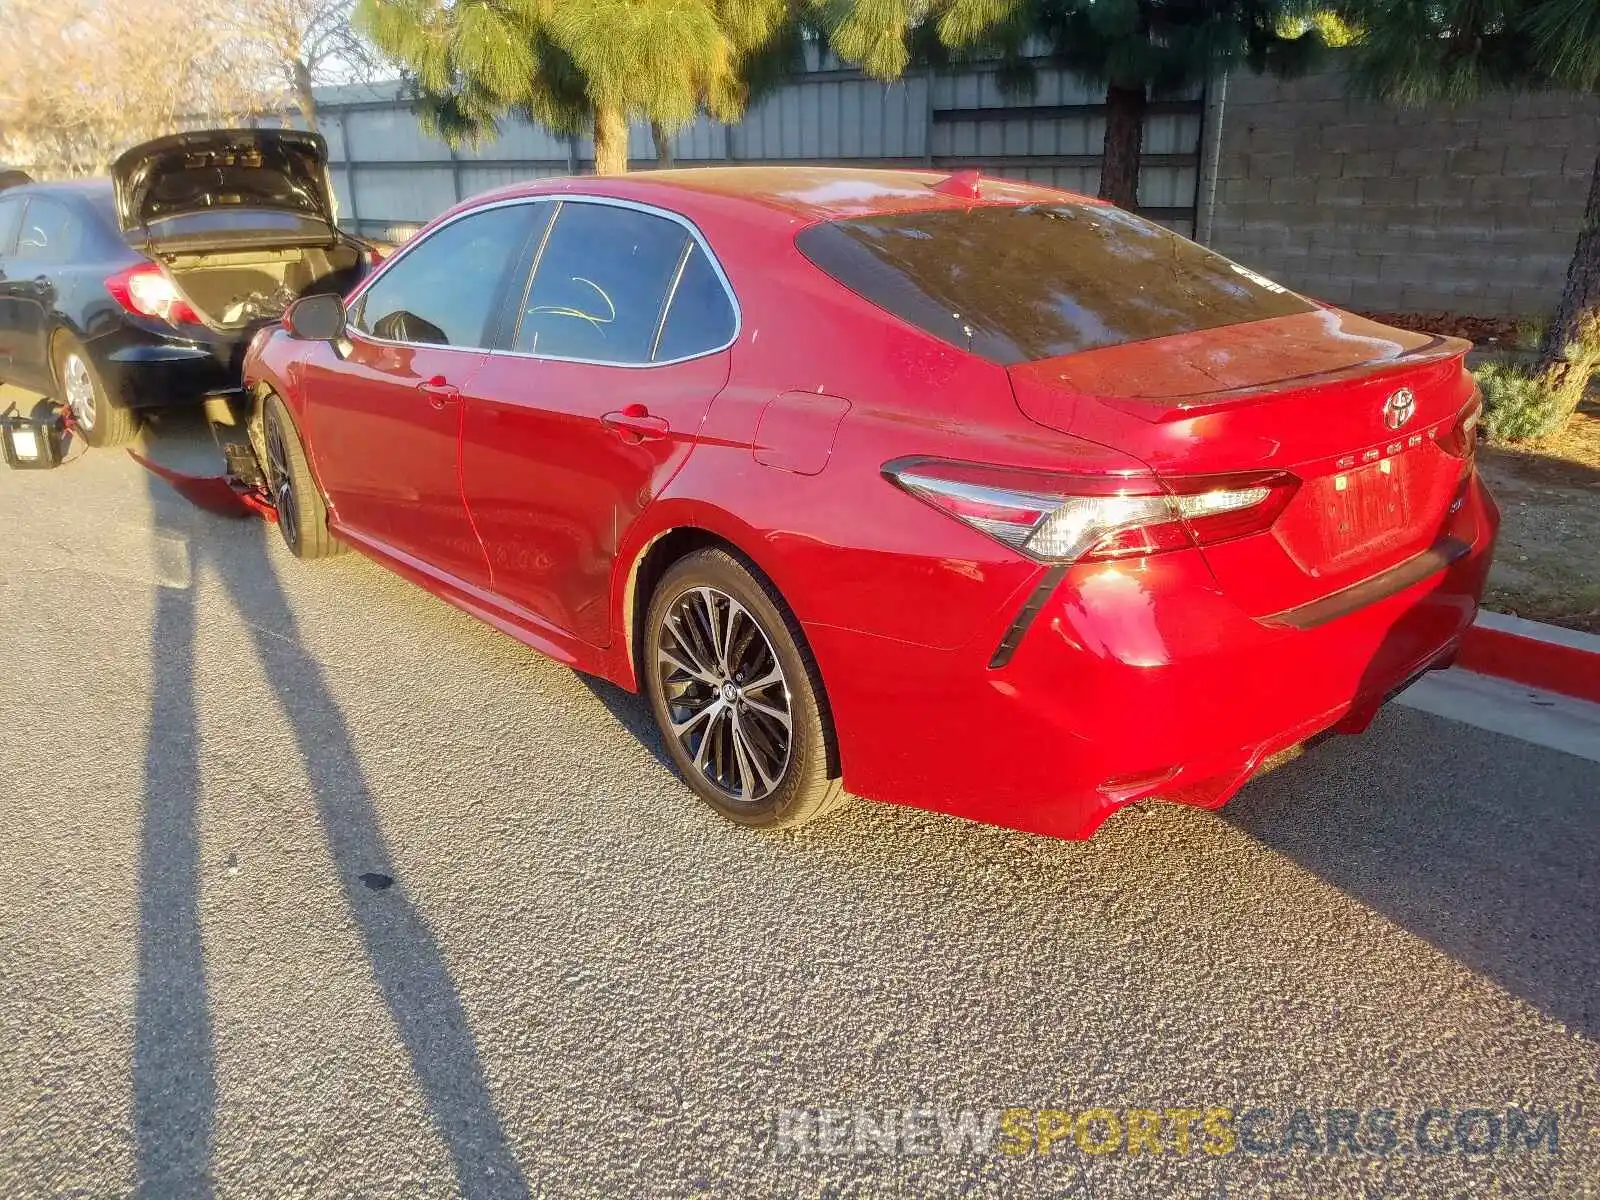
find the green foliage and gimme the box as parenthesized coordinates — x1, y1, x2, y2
(1475, 315, 1600, 443)
(1476, 361, 1565, 444)
(1548, 312, 1600, 425)
(1514, 317, 1548, 352)
(817, 0, 1330, 92)
(356, 0, 798, 155)
(1529, 0, 1600, 91)
(1334, 0, 1600, 103)
(1035, 0, 1326, 91)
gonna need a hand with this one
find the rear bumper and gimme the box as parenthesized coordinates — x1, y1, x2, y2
(87, 323, 247, 411)
(807, 471, 1499, 840)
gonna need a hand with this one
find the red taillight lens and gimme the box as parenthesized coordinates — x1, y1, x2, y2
(105, 263, 201, 327)
(1168, 471, 1299, 545)
(1436, 389, 1482, 460)
(883, 457, 1297, 565)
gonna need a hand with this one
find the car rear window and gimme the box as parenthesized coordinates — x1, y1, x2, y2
(794, 203, 1314, 365)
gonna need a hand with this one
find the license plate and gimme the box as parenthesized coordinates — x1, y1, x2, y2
(1309, 457, 1413, 565)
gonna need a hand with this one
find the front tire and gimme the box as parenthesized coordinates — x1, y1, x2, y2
(53, 334, 138, 448)
(262, 393, 344, 559)
(644, 548, 845, 829)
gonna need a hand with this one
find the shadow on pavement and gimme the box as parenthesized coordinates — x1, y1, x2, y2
(134, 492, 216, 1198)
(1224, 703, 1599, 1040)
(577, 674, 675, 772)
(133, 467, 530, 1197)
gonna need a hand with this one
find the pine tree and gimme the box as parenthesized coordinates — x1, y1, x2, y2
(356, 0, 793, 174)
(824, 0, 1327, 209)
(1336, 0, 1600, 382)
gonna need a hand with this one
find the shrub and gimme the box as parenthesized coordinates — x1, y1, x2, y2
(1545, 311, 1600, 429)
(1474, 311, 1600, 445)
(1475, 360, 1563, 444)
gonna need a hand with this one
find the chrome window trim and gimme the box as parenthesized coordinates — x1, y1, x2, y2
(344, 192, 742, 369)
(344, 195, 554, 356)
(648, 237, 697, 362)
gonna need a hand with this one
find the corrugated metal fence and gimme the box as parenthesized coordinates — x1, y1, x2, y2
(307, 52, 1203, 243)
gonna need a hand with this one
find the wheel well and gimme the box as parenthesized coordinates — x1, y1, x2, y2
(46, 326, 73, 389)
(629, 527, 726, 684)
(627, 526, 841, 778)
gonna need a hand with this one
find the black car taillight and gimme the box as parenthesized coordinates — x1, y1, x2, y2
(105, 263, 201, 326)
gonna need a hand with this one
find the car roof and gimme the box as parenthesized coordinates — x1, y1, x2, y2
(4, 178, 115, 205)
(464, 165, 1102, 228)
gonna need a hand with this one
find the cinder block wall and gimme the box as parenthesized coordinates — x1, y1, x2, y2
(1207, 68, 1600, 318)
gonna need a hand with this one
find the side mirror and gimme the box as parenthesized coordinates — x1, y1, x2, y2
(283, 293, 346, 342)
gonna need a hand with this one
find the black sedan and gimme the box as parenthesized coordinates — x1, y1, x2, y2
(0, 130, 373, 447)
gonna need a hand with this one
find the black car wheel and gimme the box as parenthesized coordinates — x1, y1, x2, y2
(644, 548, 846, 829)
(53, 334, 138, 448)
(262, 393, 344, 559)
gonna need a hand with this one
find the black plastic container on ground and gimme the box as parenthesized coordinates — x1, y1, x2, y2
(1, 406, 65, 470)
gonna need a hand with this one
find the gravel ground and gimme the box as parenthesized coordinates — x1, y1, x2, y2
(1477, 402, 1600, 634)
(0, 408, 1595, 1199)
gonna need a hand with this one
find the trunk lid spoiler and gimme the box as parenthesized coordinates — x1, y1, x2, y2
(1009, 309, 1468, 433)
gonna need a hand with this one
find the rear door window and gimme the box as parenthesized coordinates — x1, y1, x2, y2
(352, 203, 541, 348)
(654, 243, 737, 361)
(795, 204, 1314, 365)
(0, 197, 23, 255)
(14, 197, 78, 263)
(512, 202, 691, 364)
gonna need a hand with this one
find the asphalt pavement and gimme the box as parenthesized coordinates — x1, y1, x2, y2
(1, 400, 1595, 1198)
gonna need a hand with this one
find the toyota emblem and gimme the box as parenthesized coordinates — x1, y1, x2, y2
(1383, 388, 1417, 430)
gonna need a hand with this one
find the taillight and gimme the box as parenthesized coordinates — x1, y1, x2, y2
(1437, 389, 1482, 460)
(883, 457, 1297, 565)
(105, 263, 201, 327)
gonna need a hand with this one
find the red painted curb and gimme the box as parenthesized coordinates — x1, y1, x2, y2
(1458, 617, 1600, 705)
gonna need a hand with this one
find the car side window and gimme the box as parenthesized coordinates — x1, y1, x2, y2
(513, 203, 690, 364)
(14, 197, 77, 263)
(654, 243, 737, 361)
(352, 204, 537, 348)
(0, 197, 23, 255)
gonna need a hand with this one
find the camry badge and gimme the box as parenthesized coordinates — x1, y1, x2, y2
(1383, 388, 1417, 430)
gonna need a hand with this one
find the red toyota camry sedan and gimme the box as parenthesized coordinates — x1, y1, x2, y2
(243, 166, 1497, 839)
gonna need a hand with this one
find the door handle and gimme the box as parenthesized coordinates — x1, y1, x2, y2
(601, 403, 670, 443)
(418, 375, 460, 410)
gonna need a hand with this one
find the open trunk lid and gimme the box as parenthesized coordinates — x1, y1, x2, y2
(1009, 309, 1480, 617)
(111, 129, 338, 249)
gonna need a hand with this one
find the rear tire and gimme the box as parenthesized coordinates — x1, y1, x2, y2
(644, 548, 846, 829)
(262, 393, 344, 559)
(53, 333, 138, 448)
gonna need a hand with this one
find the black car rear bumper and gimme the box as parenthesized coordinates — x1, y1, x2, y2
(90, 325, 247, 411)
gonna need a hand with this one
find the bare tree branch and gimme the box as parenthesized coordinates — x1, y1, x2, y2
(0, 0, 278, 176)
(0, 0, 389, 175)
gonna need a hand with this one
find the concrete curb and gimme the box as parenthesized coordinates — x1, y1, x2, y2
(1459, 610, 1600, 704)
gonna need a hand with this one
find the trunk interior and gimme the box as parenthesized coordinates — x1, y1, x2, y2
(164, 244, 364, 331)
